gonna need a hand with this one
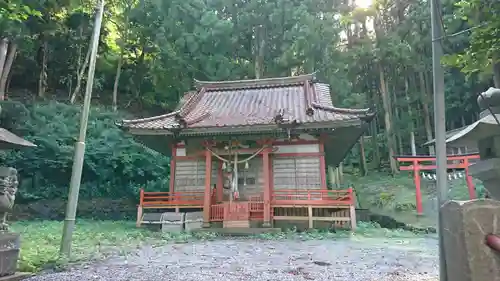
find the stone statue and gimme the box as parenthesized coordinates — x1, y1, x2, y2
(0, 167, 18, 231)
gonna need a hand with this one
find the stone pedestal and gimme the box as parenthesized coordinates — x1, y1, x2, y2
(160, 213, 184, 233)
(184, 212, 203, 232)
(0, 233, 20, 278)
(441, 200, 500, 281)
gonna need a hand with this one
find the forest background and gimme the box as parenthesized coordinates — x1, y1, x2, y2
(0, 0, 497, 219)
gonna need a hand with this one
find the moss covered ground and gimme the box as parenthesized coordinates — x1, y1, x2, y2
(12, 219, 432, 273)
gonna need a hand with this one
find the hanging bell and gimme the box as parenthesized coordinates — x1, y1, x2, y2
(245, 161, 249, 170)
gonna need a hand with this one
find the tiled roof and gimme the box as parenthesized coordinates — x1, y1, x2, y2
(119, 73, 373, 132)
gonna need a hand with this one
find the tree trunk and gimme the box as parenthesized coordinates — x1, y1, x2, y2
(378, 63, 398, 174)
(70, 25, 83, 99)
(0, 43, 17, 100)
(419, 71, 435, 155)
(359, 137, 367, 176)
(70, 45, 91, 103)
(254, 25, 265, 79)
(370, 114, 381, 169)
(0, 38, 8, 88)
(112, 53, 123, 111)
(493, 58, 500, 88)
(404, 77, 416, 156)
(133, 48, 146, 98)
(38, 40, 48, 98)
(392, 84, 402, 155)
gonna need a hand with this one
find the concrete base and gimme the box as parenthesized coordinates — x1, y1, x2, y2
(185, 220, 203, 232)
(0, 273, 32, 281)
(223, 220, 250, 228)
(191, 227, 282, 236)
(161, 222, 183, 233)
(262, 222, 272, 228)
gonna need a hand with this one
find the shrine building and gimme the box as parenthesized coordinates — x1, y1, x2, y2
(117, 73, 374, 230)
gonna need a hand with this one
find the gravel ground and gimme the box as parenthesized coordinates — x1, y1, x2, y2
(27, 237, 439, 281)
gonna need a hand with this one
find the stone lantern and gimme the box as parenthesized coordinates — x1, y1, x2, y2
(439, 87, 500, 281)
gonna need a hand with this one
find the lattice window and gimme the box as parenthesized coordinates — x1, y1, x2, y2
(272, 156, 321, 190)
(174, 160, 206, 192)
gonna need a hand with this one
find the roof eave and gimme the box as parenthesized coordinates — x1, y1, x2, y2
(173, 119, 363, 136)
(119, 110, 180, 125)
(125, 127, 176, 136)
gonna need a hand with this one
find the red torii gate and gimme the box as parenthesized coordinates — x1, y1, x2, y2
(395, 153, 479, 215)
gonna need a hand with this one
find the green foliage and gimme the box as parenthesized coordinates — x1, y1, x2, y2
(0, 101, 170, 201)
(443, 0, 500, 81)
(0, 1, 41, 23)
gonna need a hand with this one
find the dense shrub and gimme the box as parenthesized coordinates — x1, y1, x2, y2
(0, 101, 170, 202)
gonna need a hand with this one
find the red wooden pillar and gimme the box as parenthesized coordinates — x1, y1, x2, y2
(319, 139, 328, 191)
(464, 158, 476, 199)
(413, 160, 423, 215)
(202, 148, 212, 227)
(169, 143, 177, 193)
(262, 146, 272, 227)
(217, 160, 224, 202)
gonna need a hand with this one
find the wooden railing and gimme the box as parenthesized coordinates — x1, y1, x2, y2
(210, 204, 224, 221)
(224, 202, 250, 221)
(272, 188, 353, 206)
(139, 189, 206, 208)
(210, 195, 265, 222)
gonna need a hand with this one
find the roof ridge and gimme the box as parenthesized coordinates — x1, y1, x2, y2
(311, 102, 373, 115)
(175, 91, 197, 111)
(194, 73, 315, 90)
(179, 88, 207, 118)
(304, 80, 314, 116)
(120, 111, 180, 125)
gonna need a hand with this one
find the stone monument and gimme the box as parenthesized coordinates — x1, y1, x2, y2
(0, 167, 22, 279)
(440, 87, 500, 281)
(0, 167, 19, 231)
(0, 123, 36, 280)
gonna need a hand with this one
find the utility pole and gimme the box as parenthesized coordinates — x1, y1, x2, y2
(430, 0, 448, 280)
(60, 0, 105, 258)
